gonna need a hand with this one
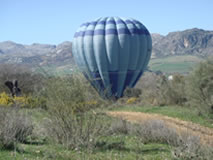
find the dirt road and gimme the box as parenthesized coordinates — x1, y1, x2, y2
(108, 111, 213, 146)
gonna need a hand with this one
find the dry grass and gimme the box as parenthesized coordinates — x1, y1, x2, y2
(108, 111, 213, 146)
(0, 107, 33, 150)
(108, 111, 213, 159)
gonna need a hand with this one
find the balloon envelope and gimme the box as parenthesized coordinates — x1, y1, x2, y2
(72, 17, 152, 98)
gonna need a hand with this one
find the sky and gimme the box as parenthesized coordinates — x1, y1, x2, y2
(1, 0, 213, 44)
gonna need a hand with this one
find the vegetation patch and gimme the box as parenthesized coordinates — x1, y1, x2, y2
(0, 60, 213, 159)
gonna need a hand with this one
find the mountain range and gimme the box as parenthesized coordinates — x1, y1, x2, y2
(151, 28, 213, 58)
(0, 28, 213, 67)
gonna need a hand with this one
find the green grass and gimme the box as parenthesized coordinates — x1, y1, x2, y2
(149, 55, 204, 73)
(150, 61, 196, 73)
(112, 105, 213, 128)
(0, 137, 172, 160)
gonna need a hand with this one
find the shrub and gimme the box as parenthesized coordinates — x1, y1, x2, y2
(136, 72, 187, 106)
(126, 97, 138, 104)
(172, 135, 213, 160)
(109, 118, 213, 159)
(45, 112, 108, 151)
(44, 74, 108, 150)
(135, 72, 168, 105)
(166, 74, 187, 105)
(131, 119, 180, 145)
(0, 92, 13, 105)
(0, 92, 46, 108)
(109, 119, 129, 135)
(107, 118, 179, 145)
(44, 74, 104, 113)
(0, 107, 33, 150)
(123, 87, 142, 98)
(186, 60, 213, 115)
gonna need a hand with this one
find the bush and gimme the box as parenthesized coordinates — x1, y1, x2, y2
(44, 74, 108, 150)
(109, 119, 129, 135)
(136, 60, 213, 116)
(123, 87, 141, 98)
(186, 60, 213, 115)
(0, 92, 46, 108)
(135, 72, 162, 105)
(135, 72, 187, 106)
(0, 107, 33, 150)
(172, 135, 213, 160)
(126, 97, 138, 104)
(107, 118, 179, 145)
(0, 92, 13, 105)
(109, 118, 213, 159)
(130, 119, 180, 145)
(46, 112, 108, 151)
(44, 74, 104, 113)
(166, 74, 187, 105)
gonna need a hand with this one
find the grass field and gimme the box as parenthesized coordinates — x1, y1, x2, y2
(149, 55, 204, 73)
(0, 139, 171, 160)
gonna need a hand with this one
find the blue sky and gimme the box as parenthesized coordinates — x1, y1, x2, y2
(1, 0, 213, 44)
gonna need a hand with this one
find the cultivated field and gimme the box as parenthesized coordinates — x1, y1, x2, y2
(149, 55, 204, 73)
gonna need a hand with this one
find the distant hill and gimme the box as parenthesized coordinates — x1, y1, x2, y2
(151, 28, 213, 58)
(0, 28, 213, 73)
(0, 41, 73, 66)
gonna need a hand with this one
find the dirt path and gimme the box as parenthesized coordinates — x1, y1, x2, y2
(108, 111, 213, 146)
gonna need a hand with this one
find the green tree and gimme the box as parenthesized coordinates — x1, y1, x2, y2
(186, 60, 213, 115)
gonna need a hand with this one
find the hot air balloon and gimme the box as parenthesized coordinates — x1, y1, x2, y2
(72, 17, 152, 98)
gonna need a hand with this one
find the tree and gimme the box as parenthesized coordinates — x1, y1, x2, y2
(186, 60, 213, 114)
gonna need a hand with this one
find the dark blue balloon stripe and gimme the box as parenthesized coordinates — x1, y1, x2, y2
(106, 29, 118, 34)
(109, 71, 119, 96)
(132, 71, 143, 87)
(123, 70, 135, 89)
(74, 28, 149, 37)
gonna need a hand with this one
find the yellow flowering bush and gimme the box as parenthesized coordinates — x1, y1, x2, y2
(0, 92, 46, 108)
(14, 96, 29, 105)
(126, 97, 138, 104)
(0, 92, 13, 105)
(79, 100, 98, 106)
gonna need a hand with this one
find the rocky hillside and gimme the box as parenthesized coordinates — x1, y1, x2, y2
(152, 28, 213, 58)
(0, 41, 73, 66)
